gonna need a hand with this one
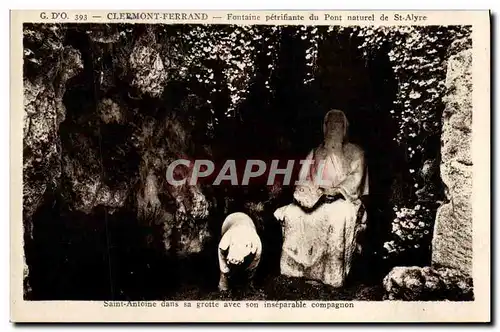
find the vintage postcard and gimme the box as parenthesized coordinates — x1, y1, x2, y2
(10, 9, 491, 323)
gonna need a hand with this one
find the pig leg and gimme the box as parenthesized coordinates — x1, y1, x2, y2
(247, 241, 262, 291)
(247, 269, 257, 291)
(218, 247, 230, 292)
(218, 272, 229, 292)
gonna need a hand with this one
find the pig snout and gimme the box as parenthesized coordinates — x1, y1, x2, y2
(227, 242, 253, 266)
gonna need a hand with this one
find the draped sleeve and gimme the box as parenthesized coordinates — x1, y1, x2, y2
(336, 143, 369, 203)
(295, 149, 315, 186)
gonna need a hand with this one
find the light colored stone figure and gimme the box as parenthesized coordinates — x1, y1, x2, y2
(274, 109, 369, 288)
(218, 212, 262, 291)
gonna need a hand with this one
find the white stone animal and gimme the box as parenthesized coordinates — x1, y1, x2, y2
(217, 212, 262, 291)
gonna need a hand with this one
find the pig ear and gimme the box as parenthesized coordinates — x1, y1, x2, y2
(219, 234, 230, 251)
(274, 205, 287, 222)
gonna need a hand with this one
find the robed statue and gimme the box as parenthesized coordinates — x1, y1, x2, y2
(274, 109, 369, 287)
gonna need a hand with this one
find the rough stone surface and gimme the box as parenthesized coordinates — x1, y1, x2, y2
(23, 79, 61, 230)
(23, 44, 83, 299)
(129, 41, 168, 98)
(23, 47, 83, 233)
(23, 254, 32, 299)
(98, 98, 124, 124)
(383, 266, 473, 301)
(134, 114, 211, 254)
(432, 42, 473, 276)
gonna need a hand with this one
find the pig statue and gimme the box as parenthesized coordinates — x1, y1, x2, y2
(217, 212, 262, 292)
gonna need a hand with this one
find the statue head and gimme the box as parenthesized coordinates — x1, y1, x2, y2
(323, 109, 349, 146)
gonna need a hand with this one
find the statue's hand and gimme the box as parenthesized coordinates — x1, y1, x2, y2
(293, 185, 322, 209)
(321, 186, 337, 196)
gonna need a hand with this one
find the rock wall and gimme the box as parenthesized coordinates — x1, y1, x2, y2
(23, 25, 84, 298)
(23, 46, 83, 236)
(23, 25, 216, 299)
(432, 39, 473, 275)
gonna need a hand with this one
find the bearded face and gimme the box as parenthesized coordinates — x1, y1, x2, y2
(323, 111, 346, 144)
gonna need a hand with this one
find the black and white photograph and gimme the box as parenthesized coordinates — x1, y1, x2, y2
(18, 15, 481, 307)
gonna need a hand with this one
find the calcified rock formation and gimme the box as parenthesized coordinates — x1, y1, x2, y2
(23, 25, 84, 298)
(22, 25, 215, 298)
(432, 38, 473, 276)
(23, 46, 83, 236)
(383, 266, 473, 301)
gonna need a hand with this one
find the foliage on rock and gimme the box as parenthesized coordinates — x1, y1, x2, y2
(171, 25, 276, 119)
(383, 205, 434, 258)
(355, 26, 470, 146)
(349, 25, 472, 260)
